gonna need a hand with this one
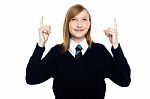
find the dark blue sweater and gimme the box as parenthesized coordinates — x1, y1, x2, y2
(26, 43, 131, 99)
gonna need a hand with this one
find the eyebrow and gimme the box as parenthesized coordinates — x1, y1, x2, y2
(73, 16, 89, 19)
(83, 17, 89, 19)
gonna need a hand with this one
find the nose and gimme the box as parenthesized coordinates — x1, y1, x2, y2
(77, 20, 82, 28)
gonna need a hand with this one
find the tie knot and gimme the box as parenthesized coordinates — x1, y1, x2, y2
(75, 44, 82, 51)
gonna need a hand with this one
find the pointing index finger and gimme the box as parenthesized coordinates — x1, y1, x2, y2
(40, 16, 43, 27)
(114, 17, 117, 29)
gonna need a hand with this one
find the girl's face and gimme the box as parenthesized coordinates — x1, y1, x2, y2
(69, 10, 91, 42)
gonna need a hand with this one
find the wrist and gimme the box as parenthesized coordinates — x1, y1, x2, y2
(112, 43, 119, 49)
(38, 41, 45, 47)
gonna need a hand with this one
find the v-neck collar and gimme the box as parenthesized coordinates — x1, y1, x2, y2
(67, 47, 90, 61)
(69, 38, 89, 57)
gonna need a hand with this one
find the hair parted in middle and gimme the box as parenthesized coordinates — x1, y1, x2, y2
(62, 4, 93, 52)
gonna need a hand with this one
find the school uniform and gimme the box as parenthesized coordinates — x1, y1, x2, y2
(26, 39, 131, 99)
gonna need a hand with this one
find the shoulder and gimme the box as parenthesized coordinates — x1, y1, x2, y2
(91, 42, 106, 49)
(44, 44, 63, 57)
(90, 42, 109, 54)
(51, 44, 63, 51)
(53, 44, 62, 48)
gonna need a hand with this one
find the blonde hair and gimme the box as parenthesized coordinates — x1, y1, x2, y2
(62, 4, 93, 52)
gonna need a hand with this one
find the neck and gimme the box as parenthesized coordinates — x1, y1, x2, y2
(71, 37, 85, 43)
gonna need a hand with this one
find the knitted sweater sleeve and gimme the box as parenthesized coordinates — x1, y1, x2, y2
(103, 44, 131, 87)
(26, 44, 57, 85)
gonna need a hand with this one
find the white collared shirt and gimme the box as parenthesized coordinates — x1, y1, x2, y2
(69, 38, 89, 57)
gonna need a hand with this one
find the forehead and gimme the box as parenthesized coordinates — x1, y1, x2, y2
(74, 10, 89, 18)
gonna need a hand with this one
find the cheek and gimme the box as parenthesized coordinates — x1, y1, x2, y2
(84, 23, 90, 29)
(69, 22, 76, 29)
(69, 23, 75, 33)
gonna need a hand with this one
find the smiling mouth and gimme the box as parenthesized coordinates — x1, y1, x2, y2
(74, 29, 84, 32)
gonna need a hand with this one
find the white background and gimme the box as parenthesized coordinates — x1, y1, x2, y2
(0, 0, 150, 99)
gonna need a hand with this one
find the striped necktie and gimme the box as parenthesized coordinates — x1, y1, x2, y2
(75, 44, 82, 60)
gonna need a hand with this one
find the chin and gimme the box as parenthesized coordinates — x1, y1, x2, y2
(74, 34, 85, 38)
(75, 35, 86, 39)
(71, 31, 87, 38)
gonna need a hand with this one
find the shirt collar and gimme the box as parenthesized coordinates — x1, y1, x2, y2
(69, 38, 89, 55)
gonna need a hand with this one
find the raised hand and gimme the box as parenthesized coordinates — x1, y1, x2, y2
(104, 18, 118, 49)
(38, 16, 51, 47)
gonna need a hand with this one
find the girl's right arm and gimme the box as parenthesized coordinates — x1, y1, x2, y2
(26, 16, 55, 84)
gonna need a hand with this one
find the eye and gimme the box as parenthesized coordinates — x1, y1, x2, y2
(82, 18, 89, 21)
(83, 18, 87, 20)
(71, 18, 76, 21)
